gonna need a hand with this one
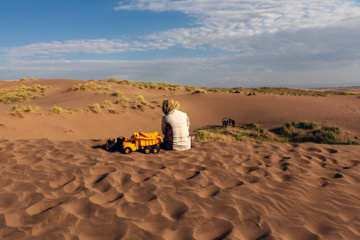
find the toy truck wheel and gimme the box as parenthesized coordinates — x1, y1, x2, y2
(124, 147, 132, 154)
(144, 147, 151, 154)
(152, 146, 160, 154)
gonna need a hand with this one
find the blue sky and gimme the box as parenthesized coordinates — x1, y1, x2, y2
(1, 0, 360, 88)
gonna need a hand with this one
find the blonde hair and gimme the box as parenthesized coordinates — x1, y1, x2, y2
(162, 99, 180, 115)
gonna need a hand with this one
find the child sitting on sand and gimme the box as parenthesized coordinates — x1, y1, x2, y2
(161, 99, 193, 150)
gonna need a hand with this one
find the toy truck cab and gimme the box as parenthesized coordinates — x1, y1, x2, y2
(107, 132, 163, 154)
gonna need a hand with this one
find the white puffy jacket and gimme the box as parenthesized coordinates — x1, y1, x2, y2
(161, 110, 191, 151)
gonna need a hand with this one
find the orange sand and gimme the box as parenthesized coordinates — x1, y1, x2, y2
(0, 79, 359, 239)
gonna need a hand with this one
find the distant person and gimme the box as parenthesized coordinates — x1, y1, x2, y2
(161, 99, 193, 150)
(232, 119, 236, 127)
(228, 118, 232, 127)
(222, 117, 228, 127)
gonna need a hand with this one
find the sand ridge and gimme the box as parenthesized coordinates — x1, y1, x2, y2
(0, 139, 359, 239)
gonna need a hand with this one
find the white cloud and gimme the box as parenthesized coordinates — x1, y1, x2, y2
(137, 0, 360, 51)
(5, 0, 360, 60)
(1, 51, 359, 87)
(1, 0, 360, 87)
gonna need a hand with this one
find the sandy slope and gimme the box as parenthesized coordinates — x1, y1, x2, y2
(0, 139, 359, 240)
(0, 79, 359, 140)
(0, 79, 360, 239)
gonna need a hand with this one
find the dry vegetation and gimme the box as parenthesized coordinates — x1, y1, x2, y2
(69, 81, 112, 91)
(88, 78, 358, 96)
(107, 78, 182, 91)
(194, 121, 360, 145)
(199, 87, 352, 96)
(0, 84, 50, 104)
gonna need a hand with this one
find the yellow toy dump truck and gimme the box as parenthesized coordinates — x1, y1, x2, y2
(106, 132, 163, 154)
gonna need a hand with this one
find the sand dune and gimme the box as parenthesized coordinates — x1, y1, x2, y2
(0, 79, 360, 140)
(0, 79, 359, 239)
(0, 139, 359, 239)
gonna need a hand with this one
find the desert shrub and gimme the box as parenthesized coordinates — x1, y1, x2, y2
(87, 103, 101, 113)
(108, 109, 118, 114)
(112, 91, 123, 97)
(300, 130, 338, 144)
(273, 121, 320, 138)
(65, 108, 82, 114)
(275, 124, 343, 144)
(285, 121, 319, 129)
(24, 105, 41, 113)
(347, 140, 360, 145)
(273, 125, 298, 138)
(207, 88, 230, 93)
(51, 106, 63, 114)
(20, 77, 28, 81)
(0, 84, 50, 104)
(105, 79, 182, 91)
(323, 126, 342, 134)
(102, 100, 113, 108)
(194, 122, 352, 145)
(245, 123, 258, 129)
(135, 95, 147, 105)
(95, 91, 108, 95)
(194, 125, 282, 143)
(11, 105, 20, 111)
(115, 97, 131, 104)
(185, 86, 197, 91)
(107, 78, 121, 83)
(11, 110, 24, 118)
(193, 89, 207, 94)
(128, 95, 148, 110)
(69, 81, 112, 91)
(194, 129, 236, 142)
(131, 103, 144, 110)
